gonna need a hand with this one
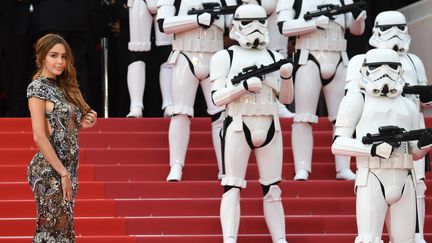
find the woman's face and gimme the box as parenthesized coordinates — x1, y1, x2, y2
(42, 43, 67, 78)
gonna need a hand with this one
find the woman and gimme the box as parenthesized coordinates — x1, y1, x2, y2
(27, 33, 97, 242)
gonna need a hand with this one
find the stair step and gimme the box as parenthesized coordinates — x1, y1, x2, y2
(1, 234, 432, 243)
(0, 131, 334, 148)
(4, 180, 432, 200)
(0, 117, 336, 132)
(1, 216, 431, 235)
(0, 163, 357, 182)
(0, 147, 336, 165)
(0, 197, 367, 217)
(9, 197, 432, 218)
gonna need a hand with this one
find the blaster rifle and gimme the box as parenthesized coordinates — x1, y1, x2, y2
(362, 125, 431, 171)
(187, 2, 238, 17)
(403, 84, 432, 103)
(303, 1, 366, 21)
(231, 58, 292, 86)
(361, 125, 432, 145)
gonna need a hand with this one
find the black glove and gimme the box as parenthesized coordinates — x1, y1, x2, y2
(371, 142, 396, 159)
(419, 91, 432, 104)
(197, 12, 215, 29)
(417, 130, 432, 149)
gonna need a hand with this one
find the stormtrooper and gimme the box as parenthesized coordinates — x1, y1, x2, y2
(332, 48, 432, 243)
(127, 0, 173, 117)
(241, 0, 288, 57)
(211, 4, 293, 243)
(277, 0, 367, 180)
(156, 0, 238, 181)
(241, 0, 294, 117)
(345, 11, 429, 243)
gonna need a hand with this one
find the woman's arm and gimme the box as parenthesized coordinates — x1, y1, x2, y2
(28, 97, 68, 177)
(28, 97, 72, 202)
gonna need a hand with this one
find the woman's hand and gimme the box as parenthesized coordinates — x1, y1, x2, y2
(61, 173, 73, 202)
(80, 110, 97, 129)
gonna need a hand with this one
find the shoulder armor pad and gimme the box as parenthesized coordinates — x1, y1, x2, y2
(335, 92, 364, 128)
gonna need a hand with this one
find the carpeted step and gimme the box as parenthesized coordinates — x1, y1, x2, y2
(0, 163, 357, 182)
(0, 117, 336, 132)
(1, 215, 431, 236)
(0, 131, 335, 148)
(3, 180, 431, 200)
(0, 147, 338, 165)
(0, 234, 431, 243)
(0, 197, 363, 218)
(3, 197, 430, 218)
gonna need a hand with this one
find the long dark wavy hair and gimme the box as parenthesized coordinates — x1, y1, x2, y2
(33, 33, 90, 114)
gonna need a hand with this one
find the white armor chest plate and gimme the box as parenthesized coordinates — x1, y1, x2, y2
(173, 0, 225, 52)
(356, 96, 414, 137)
(226, 46, 280, 116)
(355, 95, 418, 168)
(295, 0, 347, 51)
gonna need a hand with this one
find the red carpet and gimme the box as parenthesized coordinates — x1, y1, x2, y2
(0, 117, 430, 243)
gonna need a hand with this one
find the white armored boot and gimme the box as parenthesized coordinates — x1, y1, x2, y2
(166, 114, 190, 181)
(220, 188, 241, 243)
(335, 155, 356, 180)
(292, 122, 312, 180)
(263, 185, 288, 243)
(166, 162, 183, 182)
(126, 61, 145, 118)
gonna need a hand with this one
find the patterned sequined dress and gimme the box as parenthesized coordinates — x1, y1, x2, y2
(27, 76, 82, 243)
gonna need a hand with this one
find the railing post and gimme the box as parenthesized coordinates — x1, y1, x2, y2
(101, 37, 109, 118)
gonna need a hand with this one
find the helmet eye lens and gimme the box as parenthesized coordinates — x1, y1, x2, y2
(378, 24, 406, 32)
(259, 20, 266, 24)
(397, 25, 406, 31)
(241, 20, 252, 26)
(380, 26, 392, 31)
(367, 64, 380, 71)
(367, 63, 399, 71)
(389, 64, 399, 70)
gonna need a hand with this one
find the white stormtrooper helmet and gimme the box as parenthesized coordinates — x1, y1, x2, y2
(369, 11, 411, 53)
(229, 4, 269, 49)
(360, 49, 404, 98)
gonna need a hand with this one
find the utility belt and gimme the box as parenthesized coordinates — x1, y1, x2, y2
(173, 28, 224, 52)
(295, 21, 346, 51)
(295, 37, 347, 52)
(226, 103, 278, 117)
(225, 103, 280, 132)
(356, 154, 414, 169)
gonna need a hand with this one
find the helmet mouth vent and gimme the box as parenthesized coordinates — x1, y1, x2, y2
(253, 39, 259, 48)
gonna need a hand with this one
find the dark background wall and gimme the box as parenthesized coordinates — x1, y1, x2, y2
(0, 0, 421, 118)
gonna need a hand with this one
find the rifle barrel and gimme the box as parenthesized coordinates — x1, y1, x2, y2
(303, 1, 365, 20)
(231, 58, 291, 85)
(362, 128, 432, 145)
(187, 5, 237, 16)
